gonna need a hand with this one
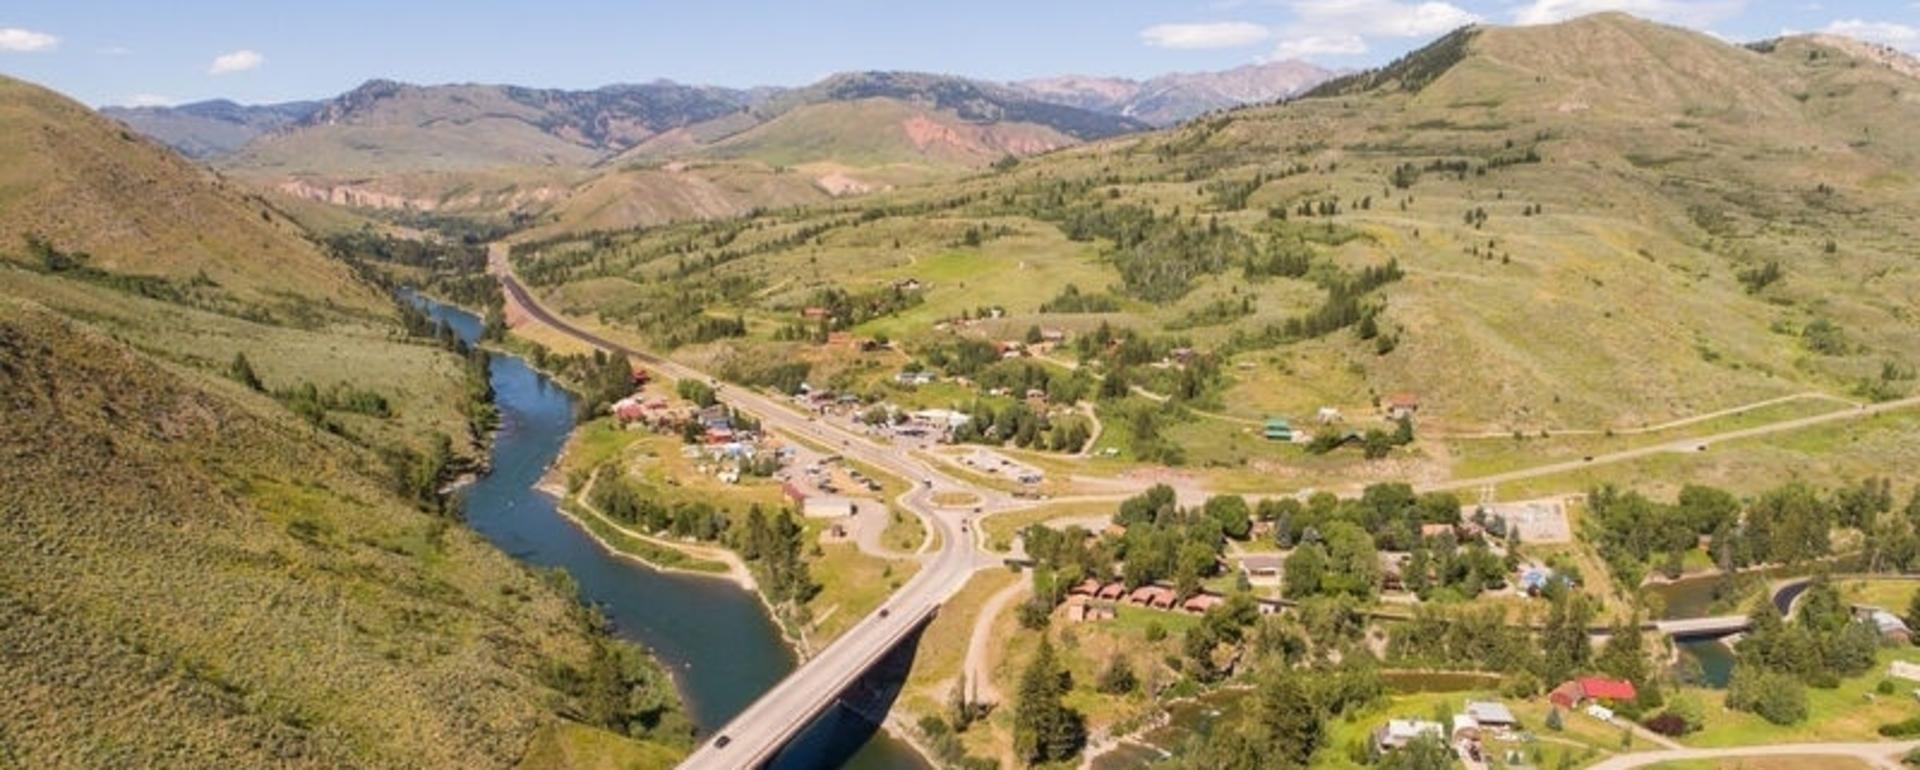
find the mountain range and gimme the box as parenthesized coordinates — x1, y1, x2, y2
(105, 62, 1331, 164)
(98, 63, 1330, 234)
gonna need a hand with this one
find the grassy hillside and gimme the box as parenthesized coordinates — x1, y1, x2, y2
(0, 73, 692, 768)
(703, 97, 1080, 168)
(0, 298, 689, 769)
(0, 76, 383, 319)
(507, 13, 1920, 489)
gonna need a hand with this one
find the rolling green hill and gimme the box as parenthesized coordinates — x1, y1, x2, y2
(508, 13, 1920, 487)
(0, 73, 690, 768)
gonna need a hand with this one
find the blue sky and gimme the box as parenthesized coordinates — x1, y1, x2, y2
(1, 0, 1915, 107)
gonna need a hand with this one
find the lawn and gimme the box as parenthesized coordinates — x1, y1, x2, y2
(1682, 647, 1920, 748)
(979, 499, 1117, 552)
(559, 500, 729, 574)
(901, 568, 1021, 717)
(1834, 578, 1920, 613)
(801, 533, 920, 646)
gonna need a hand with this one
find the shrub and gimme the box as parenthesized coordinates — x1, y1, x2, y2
(1880, 716, 1920, 738)
(1642, 712, 1690, 737)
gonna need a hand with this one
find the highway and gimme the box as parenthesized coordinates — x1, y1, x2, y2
(488, 246, 997, 769)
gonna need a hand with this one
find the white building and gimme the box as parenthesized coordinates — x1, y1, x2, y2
(1373, 719, 1445, 752)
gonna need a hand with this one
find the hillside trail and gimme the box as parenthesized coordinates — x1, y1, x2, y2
(964, 578, 1029, 705)
(1423, 391, 1859, 440)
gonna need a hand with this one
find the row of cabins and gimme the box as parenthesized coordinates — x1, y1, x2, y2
(1063, 578, 1282, 618)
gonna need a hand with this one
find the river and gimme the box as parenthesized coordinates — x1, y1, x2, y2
(415, 295, 929, 770)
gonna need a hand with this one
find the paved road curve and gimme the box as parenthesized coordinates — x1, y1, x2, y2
(488, 246, 996, 769)
(1585, 741, 1920, 770)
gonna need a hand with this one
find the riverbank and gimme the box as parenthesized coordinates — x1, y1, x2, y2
(429, 291, 931, 769)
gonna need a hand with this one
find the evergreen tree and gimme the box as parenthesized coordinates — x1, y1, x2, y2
(1012, 638, 1085, 765)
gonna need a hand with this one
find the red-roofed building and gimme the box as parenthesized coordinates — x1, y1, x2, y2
(1128, 585, 1177, 609)
(1181, 593, 1224, 614)
(1550, 677, 1637, 708)
(612, 396, 646, 423)
(1578, 677, 1637, 701)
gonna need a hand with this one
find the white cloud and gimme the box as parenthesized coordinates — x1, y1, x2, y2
(97, 45, 131, 56)
(125, 94, 174, 107)
(1821, 18, 1920, 49)
(1287, 0, 1480, 38)
(1141, 21, 1273, 49)
(0, 27, 59, 52)
(1512, 0, 1749, 27)
(209, 49, 264, 75)
(1270, 33, 1370, 59)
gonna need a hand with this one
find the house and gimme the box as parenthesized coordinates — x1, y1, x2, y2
(1520, 564, 1566, 595)
(1420, 523, 1456, 540)
(801, 306, 830, 320)
(1865, 608, 1914, 644)
(1238, 553, 1285, 580)
(1315, 406, 1342, 424)
(895, 370, 935, 386)
(1096, 582, 1128, 601)
(1264, 418, 1293, 442)
(1064, 595, 1116, 623)
(802, 495, 857, 519)
(1463, 700, 1518, 729)
(1025, 388, 1048, 405)
(1372, 719, 1445, 752)
(630, 368, 651, 386)
(782, 481, 809, 508)
(1550, 677, 1637, 709)
(1182, 593, 1224, 614)
(1128, 585, 1178, 609)
(1068, 578, 1102, 597)
(892, 277, 924, 292)
(1039, 328, 1066, 343)
(1386, 392, 1420, 420)
(612, 396, 647, 423)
